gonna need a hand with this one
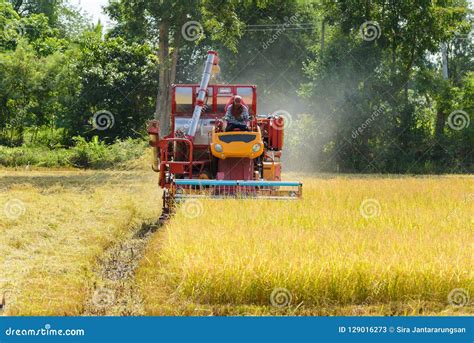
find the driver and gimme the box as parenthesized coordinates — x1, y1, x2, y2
(224, 95, 249, 131)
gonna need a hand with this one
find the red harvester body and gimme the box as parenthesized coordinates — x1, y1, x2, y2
(147, 51, 302, 219)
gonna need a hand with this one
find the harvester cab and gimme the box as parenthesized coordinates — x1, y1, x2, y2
(147, 50, 302, 217)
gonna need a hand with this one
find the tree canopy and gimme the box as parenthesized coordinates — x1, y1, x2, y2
(0, 0, 472, 172)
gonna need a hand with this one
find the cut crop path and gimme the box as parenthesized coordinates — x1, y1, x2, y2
(137, 175, 473, 316)
(0, 168, 160, 315)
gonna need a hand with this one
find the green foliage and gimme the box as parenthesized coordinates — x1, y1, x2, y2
(68, 136, 108, 168)
(21, 13, 67, 55)
(22, 126, 68, 148)
(0, 0, 159, 146)
(69, 136, 147, 168)
(0, 0, 471, 173)
(106, 0, 245, 51)
(0, 136, 146, 168)
(0, 40, 73, 145)
(0, 0, 20, 49)
(0, 144, 71, 167)
(296, 0, 473, 173)
(68, 34, 159, 140)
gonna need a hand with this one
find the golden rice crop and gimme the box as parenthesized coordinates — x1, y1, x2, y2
(137, 175, 473, 315)
(1, 168, 471, 316)
(0, 168, 160, 315)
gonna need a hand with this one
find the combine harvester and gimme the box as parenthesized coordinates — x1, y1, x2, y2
(147, 50, 302, 220)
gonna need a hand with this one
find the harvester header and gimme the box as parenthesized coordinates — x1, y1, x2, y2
(147, 50, 302, 219)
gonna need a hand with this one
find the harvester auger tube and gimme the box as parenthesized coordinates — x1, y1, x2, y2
(186, 50, 219, 139)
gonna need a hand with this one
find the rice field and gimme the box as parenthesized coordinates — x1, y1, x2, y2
(137, 175, 473, 315)
(0, 167, 160, 315)
(1, 168, 472, 316)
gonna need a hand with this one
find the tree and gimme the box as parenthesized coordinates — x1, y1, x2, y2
(0, 40, 67, 145)
(106, 0, 245, 135)
(299, 0, 471, 172)
(216, 0, 315, 115)
(8, 0, 62, 26)
(1, 0, 21, 50)
(67, 31, 160, 141)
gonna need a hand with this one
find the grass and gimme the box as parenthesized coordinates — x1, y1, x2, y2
(0, 164, 160, 315)
(137, 175, 473, 316)
(1, 167, 471, 316)
(0, 137, 146, 169)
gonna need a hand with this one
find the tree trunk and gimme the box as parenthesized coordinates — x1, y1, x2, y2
(320, 19, 325, 52)
(155, 21, 170, 135)
(435, 43, 449, 140)
(170, 49, 178, 84)
(434, 106, 446, 139)
(168, 32, 180, 130)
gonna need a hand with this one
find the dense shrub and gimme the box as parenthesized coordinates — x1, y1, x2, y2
(0, 136, 146, 169)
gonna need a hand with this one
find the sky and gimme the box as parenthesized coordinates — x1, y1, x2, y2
(69, 0, 112, 29)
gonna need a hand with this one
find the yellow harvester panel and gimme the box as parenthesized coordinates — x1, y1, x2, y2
(210, 127, 264, 159)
